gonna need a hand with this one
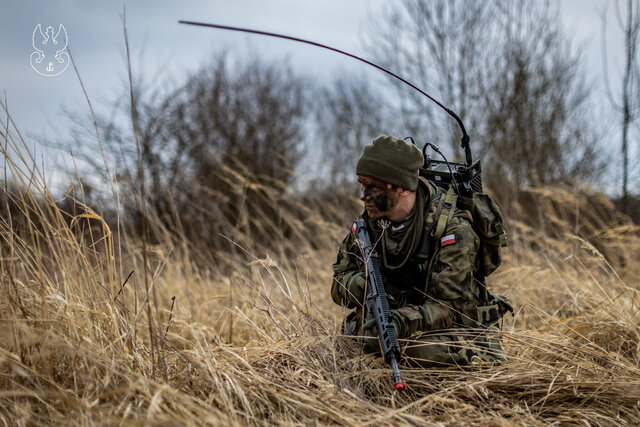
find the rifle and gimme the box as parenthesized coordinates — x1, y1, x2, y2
(351, 218, 405, 391)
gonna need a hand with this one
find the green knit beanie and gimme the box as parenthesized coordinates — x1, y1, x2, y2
(356, 135, 424, 191)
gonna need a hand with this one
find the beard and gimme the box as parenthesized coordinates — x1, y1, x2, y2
(365, 189, 399, 218)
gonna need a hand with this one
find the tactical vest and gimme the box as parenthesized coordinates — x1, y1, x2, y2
(378, 178, 511, 319)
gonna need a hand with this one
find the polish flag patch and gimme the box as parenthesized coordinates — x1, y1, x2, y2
(440, 233, 456, 247)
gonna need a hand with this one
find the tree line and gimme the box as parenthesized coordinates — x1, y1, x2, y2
(57, 0, 638, 253)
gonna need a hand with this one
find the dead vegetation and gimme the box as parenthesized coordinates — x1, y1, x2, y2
(2, 116, 640, 425)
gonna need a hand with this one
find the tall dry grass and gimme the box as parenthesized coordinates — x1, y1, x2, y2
(2, 107, 640, 425)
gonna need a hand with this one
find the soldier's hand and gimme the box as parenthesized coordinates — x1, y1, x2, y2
(362, 311, 405, 338)
(345, 274, 366, 306)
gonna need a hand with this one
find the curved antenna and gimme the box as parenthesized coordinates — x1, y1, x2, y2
(178, 20, 473, 165)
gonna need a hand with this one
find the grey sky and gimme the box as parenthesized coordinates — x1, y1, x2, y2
(0, 0, 631, 191)
(1, 1, 381, 134)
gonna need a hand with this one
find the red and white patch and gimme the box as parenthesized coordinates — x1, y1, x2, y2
(351, 223, 357, 235)
(440, 233, 456, 247)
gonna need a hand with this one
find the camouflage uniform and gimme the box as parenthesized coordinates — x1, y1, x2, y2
(332, 179, 507, 367)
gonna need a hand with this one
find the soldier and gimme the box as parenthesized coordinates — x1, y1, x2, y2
(332, 134, 508, 366)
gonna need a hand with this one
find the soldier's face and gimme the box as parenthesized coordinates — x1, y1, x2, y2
(358, 175, 400, 219)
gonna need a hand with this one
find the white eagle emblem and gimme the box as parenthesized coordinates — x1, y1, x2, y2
(30, 24, 70, 76)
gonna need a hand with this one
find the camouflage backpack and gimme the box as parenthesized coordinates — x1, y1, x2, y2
(421, 177, 513, 325)
(423, 177, 508, 278)
(462, 191, 508, 277)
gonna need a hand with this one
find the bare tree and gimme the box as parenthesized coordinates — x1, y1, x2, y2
(365, 0, 606, 195)
(480, 1, 606, 191)
(170, 52, 307, 188)
(366, 0, 494, 157)
(602, 0, 640, 213)
(59, 51, 309, 258)
(313, 73, 400, 188)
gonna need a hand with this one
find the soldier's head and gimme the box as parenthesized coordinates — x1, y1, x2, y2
(356, 134, 423, 219)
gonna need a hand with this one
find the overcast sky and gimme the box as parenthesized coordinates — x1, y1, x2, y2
(0, 0, 629, 189)
(1, 1, 382, 134)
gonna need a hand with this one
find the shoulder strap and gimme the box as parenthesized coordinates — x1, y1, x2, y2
(431, 185, 458, 242)
(418, 177, 441, 225)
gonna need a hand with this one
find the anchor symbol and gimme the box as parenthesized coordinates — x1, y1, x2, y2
(46, 62, 54, 72)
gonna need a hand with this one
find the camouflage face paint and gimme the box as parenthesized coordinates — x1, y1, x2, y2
(358, 176, 399, 218)
(370, 188, 398, 212)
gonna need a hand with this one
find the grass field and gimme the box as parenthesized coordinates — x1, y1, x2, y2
(1, 116, 640, 425)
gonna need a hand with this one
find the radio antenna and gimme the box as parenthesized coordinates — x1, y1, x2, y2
(178, 20, 473, 165)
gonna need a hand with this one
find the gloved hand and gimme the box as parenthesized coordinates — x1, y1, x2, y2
(345, 274, 366, 306)
(362, 310, 405, 339)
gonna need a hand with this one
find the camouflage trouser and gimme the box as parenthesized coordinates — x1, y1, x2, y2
(399, 326, 507, 367)
(344, 304, 507, 368)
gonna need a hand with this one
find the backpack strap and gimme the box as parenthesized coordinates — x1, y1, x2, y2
(431, 184, 458, 243)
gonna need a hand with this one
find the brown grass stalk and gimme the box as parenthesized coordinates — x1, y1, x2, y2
(2, 95, 640, 424)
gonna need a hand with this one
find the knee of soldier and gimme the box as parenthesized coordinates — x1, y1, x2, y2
(362, 336, 381, 355)
(457, 330, 508, 366)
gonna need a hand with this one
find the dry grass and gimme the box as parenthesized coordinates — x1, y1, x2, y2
(2, 110, 640, 425)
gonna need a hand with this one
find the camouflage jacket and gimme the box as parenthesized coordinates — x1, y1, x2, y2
(331, 179, 484, 338)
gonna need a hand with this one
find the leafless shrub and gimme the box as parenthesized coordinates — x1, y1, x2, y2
(59, 51, 309, 262)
